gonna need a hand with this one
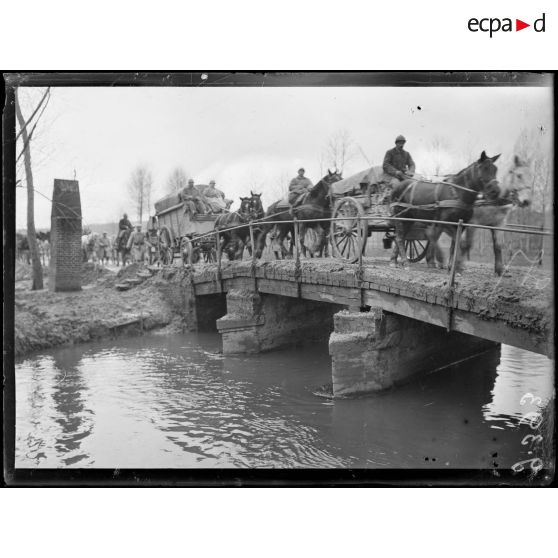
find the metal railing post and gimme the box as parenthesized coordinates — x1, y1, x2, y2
(446, 219, 464, 331)
(215, 230, 222, 291)
(249, 223, 256, 280)
(293, 216, 302, 296)
(357, 215, 365, 308)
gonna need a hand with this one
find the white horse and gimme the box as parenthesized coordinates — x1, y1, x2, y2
(462, 155, 533, 276)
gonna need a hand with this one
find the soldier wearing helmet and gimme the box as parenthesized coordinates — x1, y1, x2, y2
(117, 213, 133, 242)
(383, 135, 416, 188)
(288, 167, 313, 207)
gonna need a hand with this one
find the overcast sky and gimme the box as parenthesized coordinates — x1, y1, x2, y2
(15, 85, 553, 230)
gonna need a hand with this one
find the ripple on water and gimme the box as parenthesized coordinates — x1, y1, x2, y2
(15, 334, 555, 469)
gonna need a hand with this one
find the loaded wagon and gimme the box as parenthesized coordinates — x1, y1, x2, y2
(152, 187, 220, 265)
(329, 167, 430, 263)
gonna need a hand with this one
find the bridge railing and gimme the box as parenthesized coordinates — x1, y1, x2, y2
(176, 213, 550, 276)
(173, 213, 551, 331)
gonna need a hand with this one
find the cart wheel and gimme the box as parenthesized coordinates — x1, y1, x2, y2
(181, 237, 194, 266)
(405, 239, 429, 263)
(330, 197, 368, 263)
(159, 226, 174, 265)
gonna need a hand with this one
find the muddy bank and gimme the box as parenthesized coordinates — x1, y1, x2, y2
(14, 263, 185, 357)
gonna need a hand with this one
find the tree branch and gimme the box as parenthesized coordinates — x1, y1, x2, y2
(16, 88, 51, 163)
(15, 87, 50, 142)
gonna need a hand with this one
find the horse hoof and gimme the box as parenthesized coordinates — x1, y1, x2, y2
(389, 262, 397, 268)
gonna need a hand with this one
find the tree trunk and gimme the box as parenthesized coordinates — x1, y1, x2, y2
(15, 90, 43, 290)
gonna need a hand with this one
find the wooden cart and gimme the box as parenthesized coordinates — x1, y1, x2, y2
(152, 189, 219, 265)
(329, 167, 430, 263)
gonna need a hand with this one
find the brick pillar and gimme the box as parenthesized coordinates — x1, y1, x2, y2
(329, 308, 498, 397)
(49, 179, 82, 292)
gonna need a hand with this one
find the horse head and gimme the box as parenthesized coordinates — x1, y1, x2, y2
(239, 196, 253, 217)
(452, 152, 500, 200)
(503, 155, 533, 207)
(307, 169, 343, 205)
(249, 192, 264, 219)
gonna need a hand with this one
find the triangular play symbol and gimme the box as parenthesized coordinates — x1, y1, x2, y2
(516, 19, 530, 31)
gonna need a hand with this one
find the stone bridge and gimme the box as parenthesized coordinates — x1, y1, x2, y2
(160, 258, 553, 397)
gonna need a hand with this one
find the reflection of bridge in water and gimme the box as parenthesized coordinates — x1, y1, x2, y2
(169, 257, 553, 398)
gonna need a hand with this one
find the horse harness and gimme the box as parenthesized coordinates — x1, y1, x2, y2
(390, 179, 476, 216)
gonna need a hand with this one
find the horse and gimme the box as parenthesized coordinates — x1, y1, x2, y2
(16, 234, 30, 264)
(389, 151, 501, 272)
(254, 170, 343, 259)
(461, 155, 533, 276)
(115, 229, 132, 267)
(214, 196, 256, 261)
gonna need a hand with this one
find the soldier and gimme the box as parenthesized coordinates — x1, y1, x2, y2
(97, 231, 111, 266)
(127, 225, 146, 263)
(382, 135, 416, 188)
(117, 213, 133, 243)
(180, 179, 210, 215)
(202, 180, 231, 213)
(145, 217, 160, 265)
(288, 167, 313, 207)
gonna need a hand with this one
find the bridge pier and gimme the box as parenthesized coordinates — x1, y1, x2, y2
(216, 289, 340, 354)
(329, 308, 498, 397)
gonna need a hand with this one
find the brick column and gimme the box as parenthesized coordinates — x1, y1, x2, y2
(49, 179, 82, 292)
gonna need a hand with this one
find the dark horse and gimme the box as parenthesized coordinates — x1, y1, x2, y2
(116, 229, 132, 267)
(390, 151, 500, 272)
(214, 193, 264, 261)
(254, 170, 343, 259)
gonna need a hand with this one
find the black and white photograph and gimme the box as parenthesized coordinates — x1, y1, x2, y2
(3, 72, 554, 483)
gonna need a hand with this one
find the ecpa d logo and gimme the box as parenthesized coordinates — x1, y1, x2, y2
(468, 13, 545, 37)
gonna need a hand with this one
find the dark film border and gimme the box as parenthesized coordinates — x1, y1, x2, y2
(2, 71, 555, 487)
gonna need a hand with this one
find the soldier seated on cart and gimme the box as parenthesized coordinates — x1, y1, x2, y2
(288, 167, 313, 208)
(180, 179, 211, 215)
(382, 135, 416, 193)
(202, 180, 233, 213)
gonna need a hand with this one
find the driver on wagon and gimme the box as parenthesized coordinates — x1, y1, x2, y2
(383, 135, 416, 188)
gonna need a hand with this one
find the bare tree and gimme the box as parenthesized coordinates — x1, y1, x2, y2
(420, 135, 453, 177)
(166, 167, 189, 194)
(514, 128, 552, 215)
(128, 165, 153, 227)
(15, 87, 51, 290)
(321, 129, 356, 173)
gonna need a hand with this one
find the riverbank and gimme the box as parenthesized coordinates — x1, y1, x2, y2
(14, 262, 182, 357)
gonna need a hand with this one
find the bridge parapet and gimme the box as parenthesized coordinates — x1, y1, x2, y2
(190, 259, 552, 359)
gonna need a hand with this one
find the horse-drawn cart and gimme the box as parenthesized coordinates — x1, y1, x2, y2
(152, 189, 219, 265)
(329, 167, 430, 263)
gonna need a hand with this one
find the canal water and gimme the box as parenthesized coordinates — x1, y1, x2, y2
(15, 333, 554, 472)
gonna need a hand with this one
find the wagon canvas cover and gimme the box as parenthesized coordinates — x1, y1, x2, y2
(330, 166, 384, 196)
(154, 192, 181, 213)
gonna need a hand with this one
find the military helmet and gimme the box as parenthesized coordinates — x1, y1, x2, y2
(395, 135, 406, 143)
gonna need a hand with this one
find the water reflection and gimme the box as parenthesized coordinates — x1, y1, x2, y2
(50, 347, 94, 466)
(15, 334, 555, 470)
(482, 344, 554, 427)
